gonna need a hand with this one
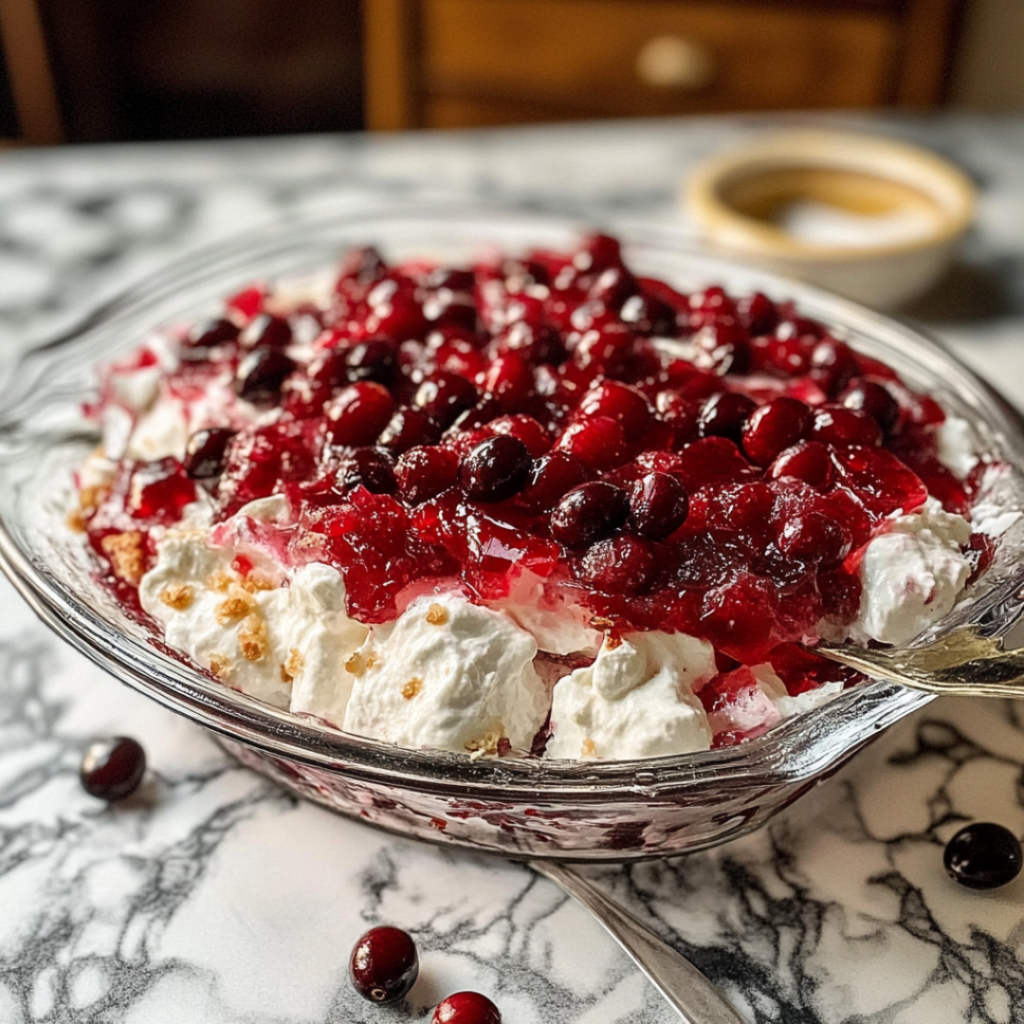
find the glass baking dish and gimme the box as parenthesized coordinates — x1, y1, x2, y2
(2, 205, 1023, 861)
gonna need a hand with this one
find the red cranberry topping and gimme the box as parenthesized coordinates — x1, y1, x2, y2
(334, 447, 397, 494)
(459, 436, 533, 502)
(944, 823, 1023, 890)
(346, 338, 398, 384)
(379, 406, 441, 454)
(577, 381, 654, 440)
(184, 427, 235, 480)
(579, 534, 656, 593)
(629, 472, 689, 540)
(741, 397, 811, 466)
(396, 446, 459, 505)
(80, 736, 146, 801)
(432, 991, 502, 1024)
(840, 379, 900, 434)
(240, 313, 291, 350)
(769, 441, 834, 489)
(127, 458, 197, 523)
(308, 348, 351, 389)
(484, 414, 551, 458)
(551, 481, 629, 547)
(556, 416, 626, 471)
(811, 405, 883, 447)
(776, 512, 852, 566)
(698, 392, 757, 442)
(325, 383, 394, 446)
(415, 371, 479, 427)
(519, 451, 590, 512)
(349, 926, 419, 1003)
(184, 317, 239, 350)
(235, 346, 297, 403)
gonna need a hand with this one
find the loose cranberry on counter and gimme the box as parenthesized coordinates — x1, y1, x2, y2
(432, 991, 502, 1024)
(459, 436, 533, 502)
(234, 346, 296, 403)
(629, 472, 688, 540)
(80, 736, 146, 801)
(944, 823, 1023, 890)
(183, 427, 235, 480)
(349, 926, 419, 1003)
(550, 481, 629, 547)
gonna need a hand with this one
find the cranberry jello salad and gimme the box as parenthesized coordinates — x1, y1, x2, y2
(71, 233, 1009, 761)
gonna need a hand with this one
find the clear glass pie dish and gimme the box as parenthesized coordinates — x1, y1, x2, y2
(2, 205, 1024, 862)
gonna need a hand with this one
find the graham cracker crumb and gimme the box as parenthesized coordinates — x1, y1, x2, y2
(425, 602, 448, 626)
(240, 573, 277, 593)
(238, 614, 269, 661)
(365, 653, 380, 671)
(345, 651, 367, 678)
(209, 654, 232, 679)
(215, 594, 254, 625)
(466, 729, 505, 759)
(280, 647, 303, 684)
(604, 635, 623, 650)
(209, 571, 235, 593)
(99, 532, 146, 586)
(159, 584, 195, 611)
(590, 616, 614, 630)
(66, 509, 88, 533)
(581, 738, 597, 757)
(69, 484, 109, 530)
(401, 677, 423, 700)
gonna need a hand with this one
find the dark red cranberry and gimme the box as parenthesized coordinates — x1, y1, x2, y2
(809, 338, 857, 396)
(379, 406, 441, 454)
(347, 338, 398, 384)
(689, 285, 737, 330)
(308, 348, 351, 389)
(184, 317, 239, 350)
(698, 392, 757, 443)
(325, 382, 394, 446)
(574, 232, 622, 273)
(737, 292, 778, 334)
(480, 352, 533, 408)
(415, 372, 479, 428)
(551, 481, 629, 547)
(459, 436, 533, 502)
(629, 472, 689, 540)
(235, 347, 296, 403)
(692, 322, 751, 376)
(349, 926, 419, 1003)
(80, 736, 146, 801)
(944, 823, 1023, 890)
(556, 416, 626, 471)
(655, 392, 702, 444)
(840, 380, 900, 434)
(518, 451, 590, 512)
(741, 397, 811, 466)
(183, 427, 235, 480)
(776, 512, 852, 566)
(366, 277, 428, 340)
(812, 405, 883, 447)
(432, 991, 502, 1024)
(577, 381, 654, 440)
(484, 414, 550, 457)
(769, 441, 834, 489)
(335, 447, 397, 494)
(589, 265, 638, 308)
(579, 534, 656, 593)
(396, 445, 459, 505)
(240, 313, 291, 350)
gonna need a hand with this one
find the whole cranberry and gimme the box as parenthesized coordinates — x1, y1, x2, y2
(459, 436, 533, 502)
(840, 379, 900, 434)
(519, 451, 590, 512)
(769, 441, 834, 489)
(556, 416, 626, 471)
(415, 371, 479, 427)
(240, 313, 291, 350)
(80, 736, 146, 801)
(698, 392, 757, 443)
(335, 447, 397, 494)
(235, 347, 296, 403)
(396, 445, 459, 504)
(811, 405, 883, 447)
(944, 823, 1023, 890)
(183, 427, 235, 480)
(325, 382, 395, 446)
(741, 397, 811, 466)
(347, 338, 398, 384)
(184, 317, 239, 350)
(577, 381, 653, 440)
(349, 926, 419, 1003)
(307, 348, 351, 389)
(629, 472, 689, 540)
(379, 406, 441, 454)
(776, 512, 852, 566)
(579, 535, 656, 593)
(432, 991, 502, 1024)
(550, 481, 629, 547)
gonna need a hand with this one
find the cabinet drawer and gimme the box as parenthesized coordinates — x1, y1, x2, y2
(421, 0, 898, 124)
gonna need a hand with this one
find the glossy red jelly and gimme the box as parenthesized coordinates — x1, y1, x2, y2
(82, 232, 983, 748)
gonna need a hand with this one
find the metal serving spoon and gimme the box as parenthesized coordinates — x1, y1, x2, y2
(812, 625, 1024, 700)
(532, 860, 747, 1024)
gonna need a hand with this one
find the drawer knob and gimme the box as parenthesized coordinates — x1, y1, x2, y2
(636, 35, 716, 91)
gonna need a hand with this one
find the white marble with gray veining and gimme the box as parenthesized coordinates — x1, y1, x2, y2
(2, 113, 1024, 1023)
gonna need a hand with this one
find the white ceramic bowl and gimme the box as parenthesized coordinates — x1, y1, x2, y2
(685, 130, 976, 309)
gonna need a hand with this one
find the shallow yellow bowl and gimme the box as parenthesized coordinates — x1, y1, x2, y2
(685, 130, 976, 309)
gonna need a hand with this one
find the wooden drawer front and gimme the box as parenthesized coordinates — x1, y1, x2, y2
(421, 0, 898, 124)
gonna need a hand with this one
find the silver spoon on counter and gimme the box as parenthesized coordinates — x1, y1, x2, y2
(532, 860, 747, 1024)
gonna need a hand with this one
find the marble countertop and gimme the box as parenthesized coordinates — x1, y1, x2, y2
(2, 113, 1024, 1023)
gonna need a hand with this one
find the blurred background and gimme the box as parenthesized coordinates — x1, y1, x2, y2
(1, 0, 1023, 147)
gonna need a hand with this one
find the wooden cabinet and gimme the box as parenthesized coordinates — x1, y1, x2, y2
(365, 0, 963, 131)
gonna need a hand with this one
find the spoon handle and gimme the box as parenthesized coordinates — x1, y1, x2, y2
(532, 860, 747, 1024)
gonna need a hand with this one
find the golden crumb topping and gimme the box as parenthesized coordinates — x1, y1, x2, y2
(99, 531, 146, 586)
(238, 614, 269, 661)
(215, 594, 254, 625)
(401, 677, 423, 700)
(159, 584, 195, 611)
(425, 602, 449, 626)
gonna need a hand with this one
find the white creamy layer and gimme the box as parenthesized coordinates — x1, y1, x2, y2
(849, 497, 972, 646)
(342, 592, 549, 754)
(545, 632, 715, 760)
